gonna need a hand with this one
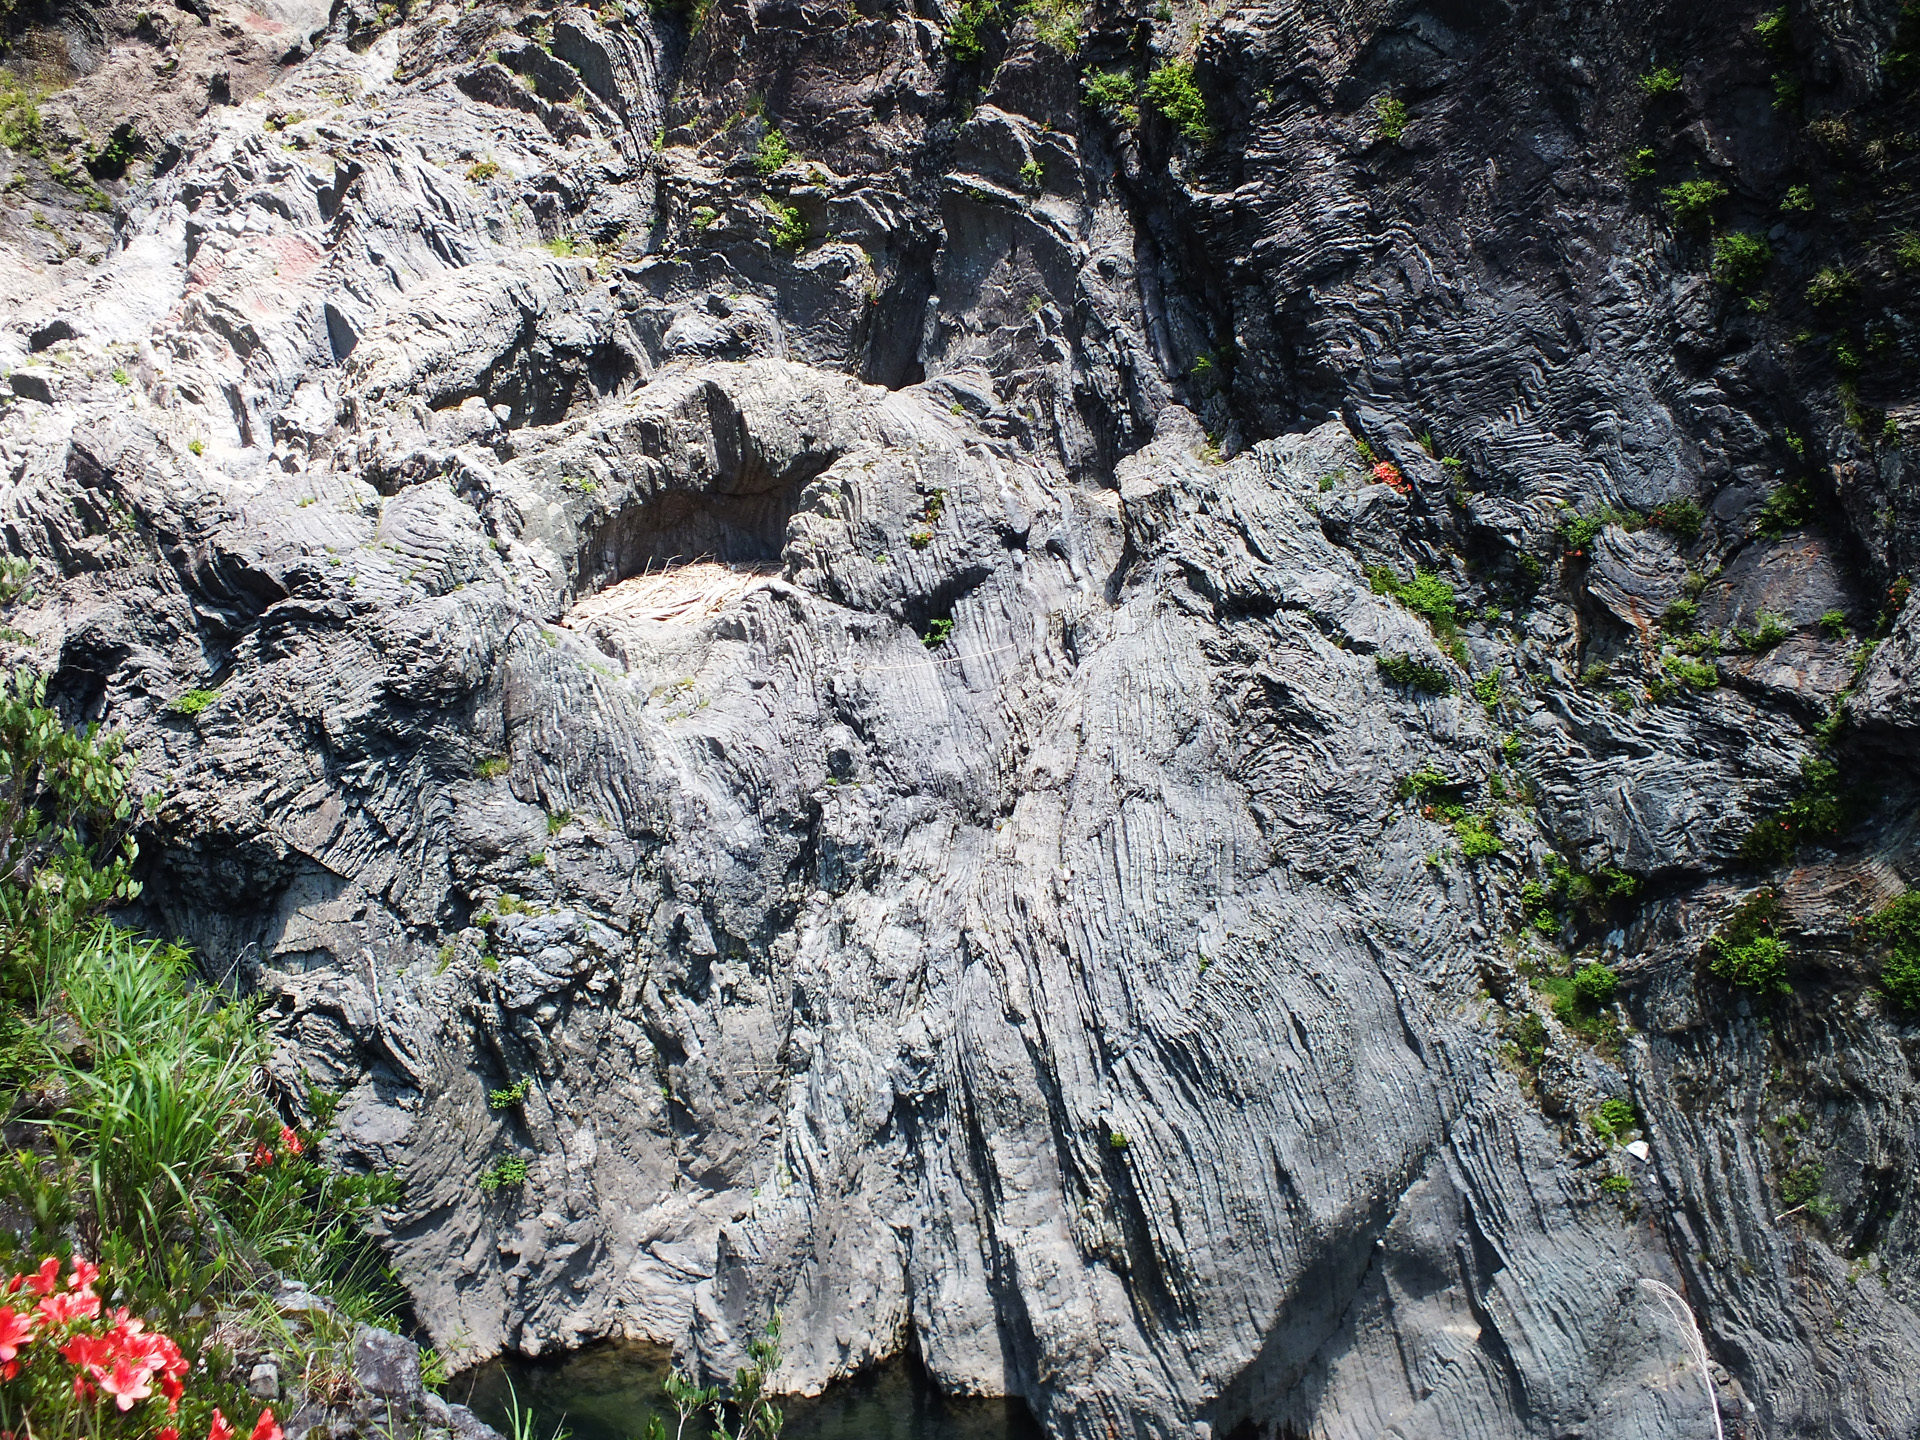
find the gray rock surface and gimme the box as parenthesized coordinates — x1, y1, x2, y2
(4, 0, 1920, 1437)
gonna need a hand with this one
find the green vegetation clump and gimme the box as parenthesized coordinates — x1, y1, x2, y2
(1736, 756, 1849, 864)
(946, 0, 999, 60)
(753, 128, 792, 177)
(1082, 68, 1138, 126)
(488, 1077, 532, 1109)
(1862, 891, 1920, 1012)
(1020, 0, 1081, 54)
(1660, 179, 1728, 229)
(1754, 475, 1815, 536)
(1375, 654, 1451, 694)
(476, 755, 512, 779)
(1593, 1096, 1638, 1141)
(1019, 157, 1043, 192)
(1647, 496, 1705, 541)
(1572, 962, 1619, 1008)
(167, 688, 219, 716)
(1896, 231, 1920, 271)
(1780, 183, 1813, 214)
(1599, 1173, 1634, 1195)
(1374, 95, 1408, 142)
(1639, 67, 1682, 96)
(1805, 265, 1856, 307)
(1711, 231, 1771, 290)
(1661, 653, 1719, 689)
(1454, 813, 1502, 858)
(923, 618, 954, 648)
(1144, 60, 1211, 143)
(467, 159, 500, 182)
(0, 76, 42, 153)
(768, 201, 806, 251)
(1708, 887, 1790, 993)
(478, 1155, 530, 1194)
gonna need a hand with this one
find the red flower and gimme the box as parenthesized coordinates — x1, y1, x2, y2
(0, 1361, 16, 1381)
(160, 1429, 181, 1440)
(0, 1308, 33, 1362)
(209, 1409, 235, 1440)
(68, 1259, 99, 1292)
(252, 1144, 276, 1170)
(100, 1356, 155, 1411)
(38, 1289, 101, 1326)
(279, 1127, 305, 1157)
(249, 1410, 282, 1440)
(60, 1332, 110, 1377)
(25, 1260, 60, 1297)
(4, 1276, 21, 1296)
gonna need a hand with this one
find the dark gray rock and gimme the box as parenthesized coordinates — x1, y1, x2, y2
(3, 1, 1920, 1438)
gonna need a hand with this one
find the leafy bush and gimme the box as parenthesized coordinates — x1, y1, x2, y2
(1711, 231, 1771, 290)
(1708, 887, 1790, 993)
(1593, 1096, 1637, 1140)
(1736, 756, 1849, 864)
(488, 1078, 532, 1109)
(1660, 179, 1727, 229)
(1646, 497, 1704, 541)
(1639, 67, 1682, 96)
(1661, 653, 1719, 689)
(1805, 265, 1855, 307)
(946, 0, 999, 60)
(1455, 814, 1501, 858)
(1754, 475, 1815, 536)
(1020, 0, 1080, 54)
(1374, 96, 1408, 142)
(1777, 1162, 1825, 1209)
(1018, 157, 1043, 192)
(467, 160, 500, 182)
(475, 756, 511, 779)
(1081, 68, 1138, 126)
(1600, 1173, 1634, 1195)
(167, 690, 219, 717)
(1863, 891, 1920, 1011)
(1144, 60, 1211, 143)
(922, 618, 954, 648)
(768, 202, 806, 251)
(753, 129, 791, 177)
(1375, 654, 1451, 694)
(1896, 231, 1920, 271)
(478, 1156, 529, 1194)
(1573, 962, 1619, 1008)
(1780, 183, 1813, 214)
(0, 77, 41, 153)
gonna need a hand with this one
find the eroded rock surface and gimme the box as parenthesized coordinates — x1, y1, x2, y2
(5, 0, 1920, 1436)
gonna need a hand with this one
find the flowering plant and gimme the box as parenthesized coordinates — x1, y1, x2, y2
(0, 1256, 279, 1440)
(1372, 461, 1411, 496)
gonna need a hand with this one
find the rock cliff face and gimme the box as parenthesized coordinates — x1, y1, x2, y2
(5, 0, 1920, 1434)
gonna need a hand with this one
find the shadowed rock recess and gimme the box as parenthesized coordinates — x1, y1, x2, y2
(8, 0, 1920, 1432)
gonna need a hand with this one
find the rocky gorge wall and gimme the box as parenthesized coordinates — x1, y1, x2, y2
(3, 0, 1920, 1435)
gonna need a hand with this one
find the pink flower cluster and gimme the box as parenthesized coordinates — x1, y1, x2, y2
(0, 1256, 279, 1440)
(1372, 461, 1411, 496)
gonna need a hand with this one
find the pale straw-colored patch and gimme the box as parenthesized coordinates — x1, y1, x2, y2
(566, 562, 776, 629)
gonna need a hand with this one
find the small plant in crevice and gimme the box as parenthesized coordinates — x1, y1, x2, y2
(1592, 1096, 1638, 1143)
(1081, 68, 1139, 126)
(1707, 887, 1791, 995)
(475, 755, 511, 779)
(1735, 756, 1852, 866)
(168, 688, 220, 716)
(753, 128, 792, 177)
(922, 618, 954, 648)
(1860, 890, 1920, 1012)
(1639, 66, 1682, 96)
(1660, 179, 1727, 230)
(1144, 60, 1211, 144)
(478, 1155, 530, 1195)
(1375, 654, 1451, 695)
(1711, 231, 1771, 291)
(945, 0, 1000, 61)
(767, 202, 806, 251)
(488, 1077, 533, 1109)
(1018, 157, 1043, 193)
(1373, 95, 1408, 143)
(1019, 0, 1081, 55)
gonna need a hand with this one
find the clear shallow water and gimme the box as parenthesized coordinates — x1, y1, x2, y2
(456, 1344, 1042, 1440)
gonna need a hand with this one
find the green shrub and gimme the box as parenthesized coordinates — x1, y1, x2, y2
(167, 688, 219, 716)
(1780, 183, 1813, 213)
(1020, 0, 1080, 54)
(1708, 887, 1790, 993)
(1818, 609, 1849, 638)
(1593, 1096, 1637, 1140)
(467, 159, 500, 182)
(1736, 755, 1849, 864)
(1805, 265, 1855, 307)
(488, 1078, 532, 1109)
(1560, 505, 1631, 556)
(1639, 67, 1682, 96)
(1754, 8, 1790, 55)
(1625, 146, 1656, 179)
(1455, 814, 1501, 858)
(753, 128, 791, 176)
(0, 77, 41, 153)
(1777, 1162, 1825, 1209)
(768, 201, 806, 250)
(1018, 157, 1043, 192)
(1081, 68, 1139, 126)
(1374, 95, 1408, 142)
(1863, 891, 1920, 1011)
(1376, 654, 1451, 694)
(946, 0, 999, 60)
(1660, 179, 1727, 229)
(1573, 962, 1619, 1008)
(475, 755, 511, 779)
(1144, 60, 1211, 143)
(1661, 653, 1719, 689)
(1600, 1173, 1634, 1195)
(1711, 231, 1771, 290)
(1896, 232, 1920, 271)
(923, 618, 954, 648)
(1646, 496, 1705, 541)
(1398, 570, 1457, 629)
(478, 1155, 530, 1194)
(1754, 474, 1815, 536)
